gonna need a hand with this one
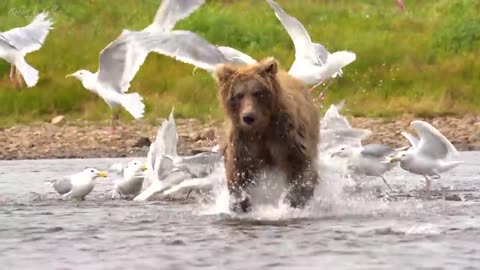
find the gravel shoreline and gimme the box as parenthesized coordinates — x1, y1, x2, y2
(1, 115, 479, 160)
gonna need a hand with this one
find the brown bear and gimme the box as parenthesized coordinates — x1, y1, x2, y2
(215, 57, 320, 212)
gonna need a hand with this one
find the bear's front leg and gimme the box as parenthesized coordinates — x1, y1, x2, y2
(225, 148, 256, 213)
(284, 161, 319, 209)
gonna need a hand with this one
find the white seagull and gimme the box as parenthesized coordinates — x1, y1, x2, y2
(386, 120, 464, 190)
(45, 168, 108, 200)
(322, 101, 402, 190)
(134, 110, 222, 201)
(0, 12, 53, 88)
(265, 0, 356, 96)
(66, 0, 205, 130)
(66, 32, 151, 128)
(112, 160, 148, 199)
(331, 143, 400, 190)
(135, 110, 179, 201)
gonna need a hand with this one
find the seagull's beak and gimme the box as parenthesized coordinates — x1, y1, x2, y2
(383, 156, 401, 164)
(65, 73, 74, 78)
(97, 171, 108, 178)
(141, 164, 147, 171)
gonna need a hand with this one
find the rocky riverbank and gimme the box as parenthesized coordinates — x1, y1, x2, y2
(1, 114, 479, 160)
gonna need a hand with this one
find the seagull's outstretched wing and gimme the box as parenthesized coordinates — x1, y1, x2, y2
(217, 46, 257, 65)
(322, 104, 351, 130)
(145, 109, 178, 184)
(324, 51, 356, 74)
(2, 12, 53, 54)
(147, 30, 228, 73)
(162, 109, 178, 158)
(400, 131, 419, 148)
(145, 0, 205, 32)
(411, 120, 458, 159)
(334, 99, 345, 112)
(266, 0, 316, 65)
(97, 31, 156, 93)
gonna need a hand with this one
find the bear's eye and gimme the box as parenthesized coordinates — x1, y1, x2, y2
(234, 93, 244, 100)
(253, 90, 266, 99)
(229, 93, 244, 107)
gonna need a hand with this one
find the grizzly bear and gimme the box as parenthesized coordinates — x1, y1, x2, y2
(215, 57, 320, 212)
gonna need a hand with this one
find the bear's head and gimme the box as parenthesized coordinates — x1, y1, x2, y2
(215, 57, 280, 134)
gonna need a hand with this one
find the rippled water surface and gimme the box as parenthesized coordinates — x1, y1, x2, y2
(1, 153, 480, 269)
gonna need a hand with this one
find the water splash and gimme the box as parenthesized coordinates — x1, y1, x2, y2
(193, 151, 418, 221)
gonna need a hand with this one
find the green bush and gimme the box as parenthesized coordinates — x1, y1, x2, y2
(433, 0, 480, 54)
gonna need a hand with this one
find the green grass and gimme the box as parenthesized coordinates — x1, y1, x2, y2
(0, 0, 479, 126)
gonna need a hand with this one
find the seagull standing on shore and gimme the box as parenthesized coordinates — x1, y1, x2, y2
(45, 168, 108, 200)
(66, 0, 205, 130)
(0, 12, 53, 88)
(265, 0, 356, 98)
(386, 120, 464, 190)
(111, 160, 147, 199)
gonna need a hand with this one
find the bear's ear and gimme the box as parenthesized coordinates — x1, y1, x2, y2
(258, 57, 278, 77)
(214, 64, 236, 84)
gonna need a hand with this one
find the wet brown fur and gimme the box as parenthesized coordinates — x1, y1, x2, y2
(215, 57, 320, 211)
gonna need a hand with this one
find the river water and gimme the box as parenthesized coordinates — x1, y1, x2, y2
(1, 153, 480, 269)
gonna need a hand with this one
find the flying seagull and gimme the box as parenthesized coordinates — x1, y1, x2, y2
(265, 0, 356, 98)
(0, 12, 53, 88)
(66, 0, 205, 130)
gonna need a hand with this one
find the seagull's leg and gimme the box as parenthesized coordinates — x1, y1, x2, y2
(185, 189, 193, 199)
(110, 110, 120, 133)
(309, 81, 323, 93)
(380, 176, 393, 191)
(15, 67, 24, 88)
(318, 79, 335, 100)
(423, 175, 432, 191)
(9, 64, 15, 82)
(110, 113, 116, 133)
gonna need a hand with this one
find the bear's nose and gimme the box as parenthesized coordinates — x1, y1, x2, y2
(242, 113, 256, 125)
